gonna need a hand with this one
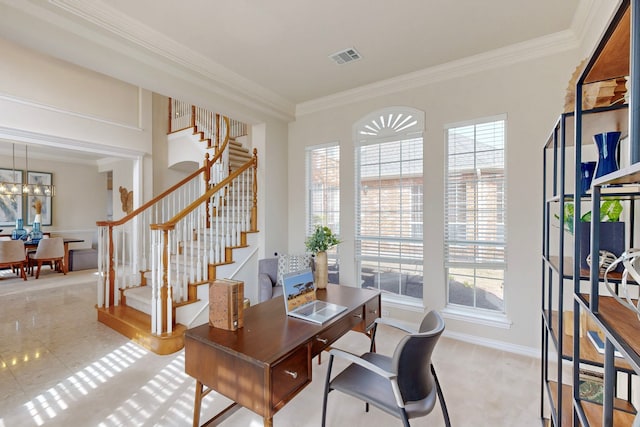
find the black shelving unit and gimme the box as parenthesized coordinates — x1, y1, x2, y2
(542, 1, 640, 425)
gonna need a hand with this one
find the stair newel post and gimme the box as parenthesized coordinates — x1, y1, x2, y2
(160, 227, 170, 334)
(108, 224, 115, 307)
(190, 105, 196, 129)
(251, 148, 258, 232)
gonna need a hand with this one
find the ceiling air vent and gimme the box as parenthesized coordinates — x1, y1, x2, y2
(329, 48, 362, 65)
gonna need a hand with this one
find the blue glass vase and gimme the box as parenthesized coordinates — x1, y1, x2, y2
(30, 221, 43, 241)
(580, 161, 597, 194)
(12, 218, 26, 240)
(593, 131, 621, 178)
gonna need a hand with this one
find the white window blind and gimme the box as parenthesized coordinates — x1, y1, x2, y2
(444, 118, 506, 268)
(356, 138, 423, 264)
(306, 143, 340, 235)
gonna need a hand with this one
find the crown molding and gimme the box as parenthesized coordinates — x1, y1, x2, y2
(568, 0, 596, 44)
(296, 29, 580, 117)
(0, 126, 145, 162)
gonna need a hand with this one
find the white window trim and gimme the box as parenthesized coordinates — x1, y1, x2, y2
(441, 305, 512, 329)
(444, 114, 508, 316)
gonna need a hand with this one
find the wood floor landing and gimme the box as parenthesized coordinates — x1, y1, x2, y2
(97, 305, 186, 355)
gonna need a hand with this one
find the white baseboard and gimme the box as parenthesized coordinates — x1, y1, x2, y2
(443, 329, 539, 359)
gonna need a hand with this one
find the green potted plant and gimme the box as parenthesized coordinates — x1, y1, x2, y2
(559, 199, 624, 271)
(305, 225, 341, 288)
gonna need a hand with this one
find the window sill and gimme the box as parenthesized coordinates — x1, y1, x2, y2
(380, 293, 424, 312)
(441, 306, 512, 329)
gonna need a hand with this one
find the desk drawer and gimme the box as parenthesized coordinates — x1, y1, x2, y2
(352, 296, 381, 333)
(311, 313, 360, 356)
(364, 297, 380, 329)
(272, 344, 310, 409)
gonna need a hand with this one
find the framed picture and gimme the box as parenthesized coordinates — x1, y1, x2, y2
(0, 168, 23, 226)
(27, 171, 52, 226)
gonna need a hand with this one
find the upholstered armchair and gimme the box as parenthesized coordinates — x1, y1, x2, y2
(258, 254, 314, 303)
(0, 240, 28, 281)
(28, 237, 67, 279)
(258, 258, 280, 303)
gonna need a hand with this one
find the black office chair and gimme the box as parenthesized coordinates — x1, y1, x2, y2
(321, 310, 450, 427)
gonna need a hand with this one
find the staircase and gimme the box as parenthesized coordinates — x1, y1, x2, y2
(96, 99, 258, 355)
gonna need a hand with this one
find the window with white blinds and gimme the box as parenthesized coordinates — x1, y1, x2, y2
(354, 108, 424, 300)
(306, 143, 340, 282)
(444, 116, 506, 312)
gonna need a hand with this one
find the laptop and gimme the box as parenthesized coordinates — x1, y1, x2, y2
(282, 268, 347, 324)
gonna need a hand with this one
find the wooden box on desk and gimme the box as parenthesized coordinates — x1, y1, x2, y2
(209, 279, 244, 330)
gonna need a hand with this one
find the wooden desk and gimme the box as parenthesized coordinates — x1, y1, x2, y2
(24, 238, 83, 272)
(184, 284, 380, 427)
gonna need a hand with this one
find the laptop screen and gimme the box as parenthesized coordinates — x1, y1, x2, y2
(282, 269, 316, 312)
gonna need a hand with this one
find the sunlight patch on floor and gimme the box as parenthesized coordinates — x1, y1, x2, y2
(16, 341, 146, 426)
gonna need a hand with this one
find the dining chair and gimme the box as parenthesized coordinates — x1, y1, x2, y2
(321, 310, 450, 427)
(0, 240, 28, 280)
(29, 237, 67, 279)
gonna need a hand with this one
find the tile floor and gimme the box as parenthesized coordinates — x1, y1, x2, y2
(0, 268, 542, 426)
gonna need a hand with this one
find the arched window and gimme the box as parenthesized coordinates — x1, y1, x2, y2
(354, 107, 424, 301)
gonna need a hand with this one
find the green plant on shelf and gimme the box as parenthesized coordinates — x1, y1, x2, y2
(557, 198, 623, 234)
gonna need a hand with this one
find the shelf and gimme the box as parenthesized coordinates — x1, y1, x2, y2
(547, 186, 640, 204)
(584, 4, 630, 84)
(593, 161, 640, 187)
(543, 105, 628, 149)
(547, 256, 630, 283)
(548, 381, 634, 427)
(579, 294, 640, 372)
(545, 309, 633, 371)
(580, 398, 636, 427)
(548, 382, 573, 427)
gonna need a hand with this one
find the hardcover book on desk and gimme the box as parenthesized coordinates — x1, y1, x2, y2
(209, 278, 244, 330)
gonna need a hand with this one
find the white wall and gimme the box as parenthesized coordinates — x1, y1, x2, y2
(0, 37, 152, 156)
(254, 120, 289, 258)
(288, 49, 583, 351)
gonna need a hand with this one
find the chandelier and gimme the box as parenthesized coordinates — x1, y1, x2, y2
(0, 144, 56, 197)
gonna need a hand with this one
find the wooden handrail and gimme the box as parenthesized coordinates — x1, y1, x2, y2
(151, 150, 257, 231)
(96, 163, 208, 227)
(208, 120, 230, 171)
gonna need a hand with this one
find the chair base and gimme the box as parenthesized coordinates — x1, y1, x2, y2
(29, 258, 67, 279)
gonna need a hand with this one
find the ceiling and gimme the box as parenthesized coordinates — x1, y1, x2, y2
(0, 0, 589, 161)
(100, 0, 582, 104)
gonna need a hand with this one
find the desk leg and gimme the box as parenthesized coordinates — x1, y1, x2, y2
(263, 417, 273, 427)
(63, 242, 70, 273)
(193, 380, 203, 427)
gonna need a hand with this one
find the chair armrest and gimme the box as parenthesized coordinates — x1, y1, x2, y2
(329, 349, 395, 380)
(374, 317, 418, 334)
(258, 273, 275, 303)
(329, 348, 404, 408)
